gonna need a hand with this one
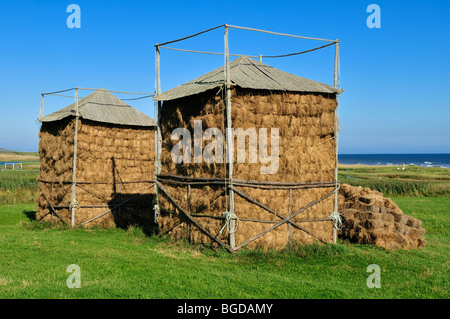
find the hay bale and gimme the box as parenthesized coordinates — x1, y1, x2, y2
(338, 184, 426, 250)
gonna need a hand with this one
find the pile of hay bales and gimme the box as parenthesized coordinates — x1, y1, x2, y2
(338, 184, 426, 250)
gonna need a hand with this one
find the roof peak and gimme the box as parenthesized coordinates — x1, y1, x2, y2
(40, 89, 156, 127)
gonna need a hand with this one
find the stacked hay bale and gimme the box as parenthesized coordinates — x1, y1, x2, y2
(36, 89, 157, 230)
(338, 184, 426, 250)
(156, 56, 342, 250)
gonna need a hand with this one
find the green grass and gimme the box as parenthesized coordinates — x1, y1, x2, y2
(0, 198, 448, 299)
(0, 165, 448, 298)
(0, 170, 39, 205)
(339, 165, 450, 197)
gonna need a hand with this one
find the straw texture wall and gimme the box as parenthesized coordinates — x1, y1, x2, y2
(36, 118, 156, 230)
(158, 87, 338, 250)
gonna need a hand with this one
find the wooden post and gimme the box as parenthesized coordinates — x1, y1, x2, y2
(224, 26, 235, 249)
(259, 54, 262, 62)
(154, 46, 162, 224)
(288, 188, 292, 246)
(156, 46, 162, 175)
(39, 94, 45, 120)
(187, 183, 191, 242)
(71, 87, 80, 227)
(333, 40, 340, 244)
(334, 40, 338, 88)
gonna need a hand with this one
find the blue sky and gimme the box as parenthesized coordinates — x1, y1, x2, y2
(0, 0, 449, 153)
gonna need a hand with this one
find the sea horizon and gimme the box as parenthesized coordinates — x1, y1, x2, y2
(338, 153, 450, 168)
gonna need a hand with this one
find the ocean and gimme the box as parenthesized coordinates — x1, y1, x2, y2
(338, 154, 450, 168)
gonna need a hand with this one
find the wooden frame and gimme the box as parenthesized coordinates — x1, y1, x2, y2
(153, 24, 342, 251)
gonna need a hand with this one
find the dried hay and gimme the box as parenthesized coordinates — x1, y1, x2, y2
(36, 118, 156, 230)
(338, 184, 426, 250)
(158, 88, 338, 250)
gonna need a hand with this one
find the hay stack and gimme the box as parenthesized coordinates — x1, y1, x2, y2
(158, 88, 338, 250)
(36, 89, 156, 230)
(338, 184, 426, 250)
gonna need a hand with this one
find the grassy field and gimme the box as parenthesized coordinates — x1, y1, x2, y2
(0, 151, 39, 205)
(0, 159, 448, 299)
(339, 165, 450, 197)
(0, 197, 448, 299)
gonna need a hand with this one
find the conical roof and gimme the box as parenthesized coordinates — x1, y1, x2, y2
(155, 56, 340, 101)
(40, 89, 156, 127)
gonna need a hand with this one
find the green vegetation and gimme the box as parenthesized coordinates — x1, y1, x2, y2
(0, 198, 448, 299)
(0, 163, 448, 298)
(338, 165, 450, 197)
(0, 151, 40, 204)
(0, 170, 39, 205)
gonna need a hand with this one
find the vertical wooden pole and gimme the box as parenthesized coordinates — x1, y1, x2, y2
(259, 54, 262, 63)
(334, 40, 338, 88)
(288, 188, 292, 246)
(187, 183, 191, 242)
(155, 46, 162, 224)
(156, 46, 162, 175)
(39, 94, 45, 120)
(333, 40, 339, 244)
(224, 26, 235, 249)
(71, 87, 80, 227)
(51, 182, 54, 222)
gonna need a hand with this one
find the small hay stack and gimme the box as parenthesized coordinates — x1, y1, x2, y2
(155, 56, 342, 251)
(36, 89, 157, 231)
(338, 184, 426, 250)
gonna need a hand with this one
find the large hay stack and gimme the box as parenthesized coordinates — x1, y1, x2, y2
(155, 56, 342, 251)
(36, 89, 157, 230)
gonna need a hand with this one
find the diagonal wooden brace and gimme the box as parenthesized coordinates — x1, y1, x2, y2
(156, 181, 234, 253)
(233, 187, 337, 251)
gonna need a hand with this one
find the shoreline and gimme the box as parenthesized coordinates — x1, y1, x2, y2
(338, 163, 450, 169)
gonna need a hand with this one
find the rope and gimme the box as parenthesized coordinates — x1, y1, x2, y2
(153, 196, 159, 223)
(43, 93, 85, 99)
(159, 42, 336, 61)
(69, 199, 80, 209)
(311, 136, 335, 149)
(156, 24, 226, 47)
(76, 87, 153, 95)
(160, 46, 259, 59)
(121, 94, 154, 101)
(41, 87, 76, 96)
(263, 42, 336, 58)
(329, 210, 343, 230)
(219, 210, 239, 235)
(226, 24, 336, 42)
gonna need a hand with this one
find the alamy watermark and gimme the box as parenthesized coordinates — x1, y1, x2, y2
(171, 120, 279, 175)
(366, 264, 381, 288)
(366, 4, 381, 29)
(66, 264, 81, 288)
(66, 4, 81, 29)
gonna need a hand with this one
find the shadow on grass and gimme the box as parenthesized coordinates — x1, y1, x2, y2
(23, 210, 36, 221)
